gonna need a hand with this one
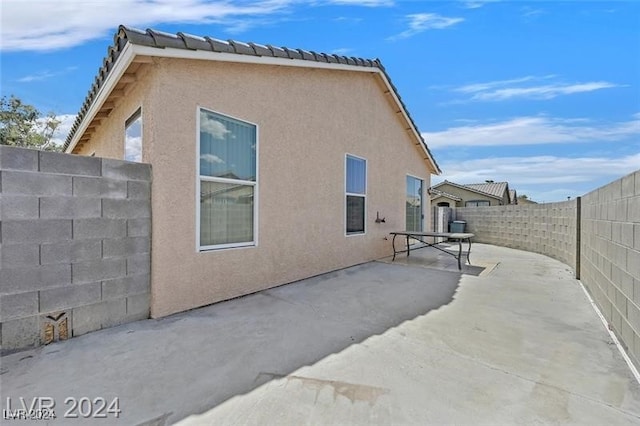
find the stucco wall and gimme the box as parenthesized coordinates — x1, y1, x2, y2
(455, 201, 577, 270)
(0, 146, 151, 354)
(135, 58, 433, 317)
(580, 171, 640, 369)
(75, 66, 157, 161)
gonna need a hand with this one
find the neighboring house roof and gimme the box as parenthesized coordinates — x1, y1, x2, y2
(430, 180, 504, 201)
(64, 25, 441, 174)
(429, 188, 462, 202)
(464, 181, 509, 199)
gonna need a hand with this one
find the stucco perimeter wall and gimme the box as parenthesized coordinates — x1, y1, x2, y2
(147, 58, 433, 317)
(580, 171, 640, 369)
(455, 201, 577, 270)
(0, 146, 151, 354)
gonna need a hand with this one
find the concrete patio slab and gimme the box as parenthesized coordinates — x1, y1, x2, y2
(1, 244, 639, 425)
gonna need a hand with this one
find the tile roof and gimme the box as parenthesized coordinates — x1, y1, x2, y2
(464, 182, 509, 198)
(429, 188, 462, 201)
(63, 25, 441, 173)
(430, 180, 506, 200)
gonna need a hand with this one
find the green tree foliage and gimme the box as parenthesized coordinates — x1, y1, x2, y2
(0, 95, 62, 151)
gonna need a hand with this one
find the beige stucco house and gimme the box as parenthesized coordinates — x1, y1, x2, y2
(430, 180, 515, 207)
(64, 26, 441, 318)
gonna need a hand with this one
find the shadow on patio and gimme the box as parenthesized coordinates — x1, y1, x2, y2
(0, 259, 465, 425)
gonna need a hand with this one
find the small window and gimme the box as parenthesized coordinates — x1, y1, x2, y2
(346, 155, 366, 235)
(198, 108, 257, 250)
(125, 108, 142, 162)
(465, 200, 490, 207)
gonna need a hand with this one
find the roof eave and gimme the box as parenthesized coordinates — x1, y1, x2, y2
(375, 69, 441, 175)
(65, 43, 136, 154)
(65, 31, 441, 175)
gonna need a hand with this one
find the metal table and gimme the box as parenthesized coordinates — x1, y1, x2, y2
(390, 231, 475, 270)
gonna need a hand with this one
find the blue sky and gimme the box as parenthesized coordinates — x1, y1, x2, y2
(1, 0, 638, 202)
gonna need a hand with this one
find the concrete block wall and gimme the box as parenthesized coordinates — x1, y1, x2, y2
(455, 200, 577, 271)
(0, 146, 152, 354)
(580, 171, 640, 369)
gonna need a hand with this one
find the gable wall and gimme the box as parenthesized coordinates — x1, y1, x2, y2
(142, 58, 433, 317)
(74, 66, 158, 161)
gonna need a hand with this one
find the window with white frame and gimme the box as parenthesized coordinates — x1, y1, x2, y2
(198, 108, 257, 250)
(125, 108, 142, 162)
(345, 154, 366, 235)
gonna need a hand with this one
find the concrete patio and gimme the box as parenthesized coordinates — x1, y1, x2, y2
(1, 243, 639, 425)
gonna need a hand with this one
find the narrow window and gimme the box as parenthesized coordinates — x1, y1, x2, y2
(346, 155, 366, 235)
(198, 108, 257, 250)
(125, 108, 142, 162)
(406, 175, 423, 232)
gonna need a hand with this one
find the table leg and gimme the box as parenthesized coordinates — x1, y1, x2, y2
(466, 238, 472, 264)
(457, 239, 462, 270)
(392, 234, 398, 261)
(406, 235, 410, 257)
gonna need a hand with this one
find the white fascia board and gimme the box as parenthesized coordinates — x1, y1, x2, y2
(375, 71, 440, 175)
(65, 43, 136, 153)
(131, 44, 380, 74)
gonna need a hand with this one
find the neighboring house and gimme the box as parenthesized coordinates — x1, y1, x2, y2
(429, 180, 515, 207)
(64, 26, 441, 318)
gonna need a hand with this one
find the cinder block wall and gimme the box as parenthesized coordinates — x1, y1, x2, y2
(454, 201, 577, 271)
(580, 171, 640, 368)
(0, 146, 151, 354)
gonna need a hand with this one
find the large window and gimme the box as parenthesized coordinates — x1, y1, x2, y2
(406, 175, 423, 232)
(198, 108, 257, 250)
(125, 108, 142, 162)
(346, 154, 366, 235)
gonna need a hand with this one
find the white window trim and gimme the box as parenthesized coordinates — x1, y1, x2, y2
(196, 106, 259, 252)
(124, 107, 142, 162)
(345, 153, 367, 237)
(406, 173, 425, 232)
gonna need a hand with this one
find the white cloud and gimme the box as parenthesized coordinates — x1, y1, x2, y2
(201, 115, 231, 139)
(201, 153, 225, 164)
(388, 13, 464, 41)
(0, 0, 295, 51)
(331, 47, 353, 55)
(434, 153, 640, 202)
(18, 71, 56, 82)
(17, 66, 78, 82)
(454, 75, 553, 94)
(35, 113, 77, 148)
(422, 114, 640, 148)
(125, 136, 143, 162)
(327, 0, 393, 6)
(449, 75, 622, 102)
(461, 1, 499, 9)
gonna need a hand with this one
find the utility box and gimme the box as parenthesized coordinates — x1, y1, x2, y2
(450, 220, 466, 233)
